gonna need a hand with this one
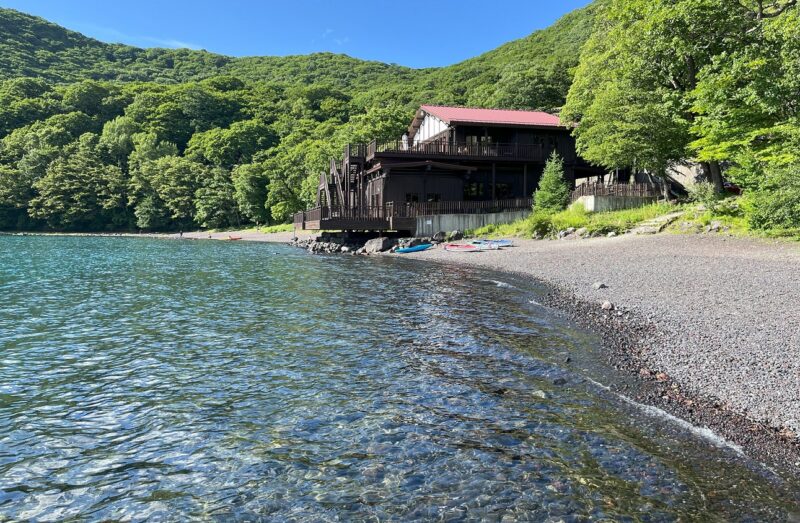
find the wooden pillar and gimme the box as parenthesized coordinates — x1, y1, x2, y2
(523, 164, 528, 196)
(492, 162, 496, 200)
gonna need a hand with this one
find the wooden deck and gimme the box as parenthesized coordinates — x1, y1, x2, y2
(293, 198, 533, 232)
(366, 140, 547, 163)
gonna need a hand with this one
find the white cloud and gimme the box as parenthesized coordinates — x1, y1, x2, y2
(140, 36, 202, 50)
(76, 22, 202, 50)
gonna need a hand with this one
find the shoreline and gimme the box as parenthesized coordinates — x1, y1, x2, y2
(1, 229, 310, 243)
(397, 234, 800, 476)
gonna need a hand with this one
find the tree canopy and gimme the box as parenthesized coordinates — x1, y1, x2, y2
(563, 0, 799, 205)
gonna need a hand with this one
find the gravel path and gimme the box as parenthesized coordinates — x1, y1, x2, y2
(402, 234, 800, 437)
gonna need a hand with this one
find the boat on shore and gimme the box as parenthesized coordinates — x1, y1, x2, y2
(472, 239, 513, 248)
(227, 235, 243, 241)
(444, 243, 480, 253)
(396, 243, 433, 254)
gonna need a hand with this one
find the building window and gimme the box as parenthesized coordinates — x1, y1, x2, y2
(495, 183, 513, 199)
(464, 182, 485, 200)
(426, 193, 441, 202)
(405, 193, 420, 203)
(466, 135, 493, 145)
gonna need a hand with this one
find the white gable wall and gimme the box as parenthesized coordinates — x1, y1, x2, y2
(413, 113, 450, 145)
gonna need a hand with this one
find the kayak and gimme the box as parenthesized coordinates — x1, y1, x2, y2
(227, 235, 243, 241)
(396, 243, 433, 254)
(471, 239, 513, 248)
(444, 243, 480, 253)
(472, 242, 500, 251)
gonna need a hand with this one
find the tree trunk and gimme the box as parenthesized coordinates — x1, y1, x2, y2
(709, 161, 724, 194)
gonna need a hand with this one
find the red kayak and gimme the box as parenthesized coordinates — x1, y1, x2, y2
(444, 243, 479, 252)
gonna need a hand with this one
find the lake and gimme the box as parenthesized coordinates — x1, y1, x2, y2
(0, 236, 798, 521)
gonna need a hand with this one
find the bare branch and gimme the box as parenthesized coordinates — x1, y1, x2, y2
(738, 0, 797, 19)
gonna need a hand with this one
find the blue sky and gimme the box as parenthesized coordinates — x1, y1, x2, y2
(3, 0, 592, 68)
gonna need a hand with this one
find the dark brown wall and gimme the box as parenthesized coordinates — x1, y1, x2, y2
(451, 125, 577, 162)
(375, 163, 549, 203)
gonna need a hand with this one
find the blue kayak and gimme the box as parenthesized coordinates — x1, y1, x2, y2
(471, 239, 513, 248)
(396, 243, 433, 254)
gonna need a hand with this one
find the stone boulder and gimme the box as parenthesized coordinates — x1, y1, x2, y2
(363, 237, 395, 254)
(447, 230, 464, 241)
(432, 231, 447, 243)
(397, 237, 424, 249)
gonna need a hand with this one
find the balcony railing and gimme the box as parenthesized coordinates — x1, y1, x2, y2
(344, 143, 367, 159)
(293, 198, 534, 227)
(366, 140, 546, 161)
(386, 198, 533, 218)
(570, 182, 661, 201)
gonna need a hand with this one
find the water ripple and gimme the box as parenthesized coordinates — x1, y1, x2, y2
(0, 236, 797, 521)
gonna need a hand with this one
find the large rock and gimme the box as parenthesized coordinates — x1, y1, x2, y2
(363, 237, 394, 254)
(448, 230, 464, 241)
(397, 237, 424, 249)
(432, 231, 447, 243)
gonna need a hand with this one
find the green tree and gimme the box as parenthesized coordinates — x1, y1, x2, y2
(186, 119, 276, 168)
(232, 162, 269, 224)
(691, 7, 800, 179)
(147, 155, 205, 226)
(468, 64, 571, 112)
(195, 167, 239, 228)
(0, 78, 58, 137)
(99, 115, 139, 167)
(534, 152, 570, 213)
(562, 0, 752, 192)
(134, 194, 169, 230)
(29, 133, 127, 230)
(127, 132, 178, 213)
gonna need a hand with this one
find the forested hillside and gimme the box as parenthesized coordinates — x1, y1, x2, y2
(0, 5, 597, 231)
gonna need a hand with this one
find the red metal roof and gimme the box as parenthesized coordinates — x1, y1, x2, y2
(420, 105, 562, 128)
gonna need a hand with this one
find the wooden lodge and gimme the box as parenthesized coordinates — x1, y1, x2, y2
(293, 105, 606, 233)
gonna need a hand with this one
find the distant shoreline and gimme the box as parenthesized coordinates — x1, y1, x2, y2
(0, 229, 314, 243)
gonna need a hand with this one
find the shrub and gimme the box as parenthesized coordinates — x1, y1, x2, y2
(746, 166, 800, 231)
(687, 181, 743, 216)
(687, 181, 718, 206)
(534, 151, 570, 213)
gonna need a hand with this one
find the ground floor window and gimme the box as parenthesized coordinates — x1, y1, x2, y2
(405, 193, 420, 203)
(464, 182, 485, 200)
(495, 183, 514, 199)
(426, 193, 441, 202)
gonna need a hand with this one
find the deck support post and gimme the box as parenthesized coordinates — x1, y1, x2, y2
(523, 164, 527, 196)
(492, 162, 496, 200)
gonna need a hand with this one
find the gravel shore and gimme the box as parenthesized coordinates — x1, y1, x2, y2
(401, 234, 800, 469)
